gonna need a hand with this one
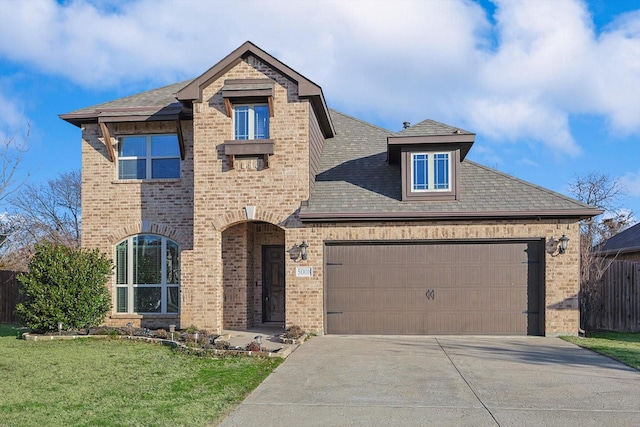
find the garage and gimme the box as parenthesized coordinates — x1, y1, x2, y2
(325, 240, 544, 335)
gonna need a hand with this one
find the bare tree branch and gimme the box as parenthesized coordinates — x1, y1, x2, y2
(0, 124, 30, 202)
(9, 170, 81, 253)
(568, 171, 632, 331)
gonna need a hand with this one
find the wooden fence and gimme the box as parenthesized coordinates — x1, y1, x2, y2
(584, 260, 640, 332)
(0, 270, 22, 323)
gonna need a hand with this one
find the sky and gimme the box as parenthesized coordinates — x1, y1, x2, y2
(0, 0, 639, 218)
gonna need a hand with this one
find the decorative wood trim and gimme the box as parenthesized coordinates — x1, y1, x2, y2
(228, 155, 235, 169)
(267, 95, 274, 117)
(176, 118, 185, 160)
(99, 122, 115, 162)
(224, 98, 232, 118)
(263, 153, 269, 168)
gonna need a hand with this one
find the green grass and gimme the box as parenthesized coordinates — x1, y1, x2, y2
(0, 324, 281, 426)
(562, 332, 640, 371)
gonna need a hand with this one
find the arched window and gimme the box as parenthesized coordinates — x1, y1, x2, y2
(115, 235, 179, 314)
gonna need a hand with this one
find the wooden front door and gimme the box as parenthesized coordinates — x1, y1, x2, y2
(262, 245, 285, 322)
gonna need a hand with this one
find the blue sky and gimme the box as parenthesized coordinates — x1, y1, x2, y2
(0, 0, 639, 218)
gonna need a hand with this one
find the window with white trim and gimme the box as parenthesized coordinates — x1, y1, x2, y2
(117, 134, 180, 179)
(115, 235, 179, 314)
(234, 104, 269, 140)
(411, 152, 451, 192)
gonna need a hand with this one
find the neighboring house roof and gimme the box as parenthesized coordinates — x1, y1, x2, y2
(299, 110, 600, 221)
(597, 223, 640, 256)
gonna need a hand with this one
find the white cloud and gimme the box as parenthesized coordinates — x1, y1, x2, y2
(1, 0, 639, 156)
(0, 92, 28, 144)
(621, 170, 640, 197)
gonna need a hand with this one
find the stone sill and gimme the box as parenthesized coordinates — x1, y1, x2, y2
(111, 178, 181, 185)
(110, 314, 179, 320)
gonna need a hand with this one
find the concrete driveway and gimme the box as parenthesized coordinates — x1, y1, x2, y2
(218, 335, 640, 426)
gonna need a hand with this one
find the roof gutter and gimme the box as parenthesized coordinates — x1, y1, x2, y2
(299, 208, 603, 222)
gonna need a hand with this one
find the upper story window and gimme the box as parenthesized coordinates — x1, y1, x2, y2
(399, 148, 459, 201)
(117, 134, 180, 180)
(115, 234, 180, 315)
(234, 104, 269, 140)
(411, 152, 450, 192)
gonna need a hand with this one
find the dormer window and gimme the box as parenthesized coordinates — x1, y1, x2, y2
(400, 147, 460, 201)
(234, 104, 269, 140)
(412, 152, 451, 192)
(387, 121, 474, 202)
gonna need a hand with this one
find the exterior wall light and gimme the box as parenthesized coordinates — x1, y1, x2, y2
(299, 241, 308, 260)
(558, 234, 569, 254)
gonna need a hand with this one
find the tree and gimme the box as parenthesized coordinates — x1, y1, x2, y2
(15, 242, 112, 332)
(10, 170, 81, 248)
(0, 125, 29, 203)
(0, 126, 29, 266)
(568, 172, 631, 246)
(568, 172, 632, 330)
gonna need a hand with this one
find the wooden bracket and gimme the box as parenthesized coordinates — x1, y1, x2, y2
(99, 121, 115, 162)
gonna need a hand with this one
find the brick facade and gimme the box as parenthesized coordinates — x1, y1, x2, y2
(78, 49, 585, 336)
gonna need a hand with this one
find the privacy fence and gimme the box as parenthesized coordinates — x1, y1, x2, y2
(583, 260, 640, 332)
(0, 270, 22, 323)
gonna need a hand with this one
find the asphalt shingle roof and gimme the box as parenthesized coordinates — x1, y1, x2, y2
(302, 109, 597, 218)
(64, 80, 193, 115)
(61, 81, 600, 220)
(598, 223, 640, 254)
(396, 119, 473, 137)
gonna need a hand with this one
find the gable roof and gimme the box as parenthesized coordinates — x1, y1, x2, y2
(300, 110, 601, 221)
(597, 222, 640, 256)
(176, 41, 334, 138)
(60, 41, 334, 137)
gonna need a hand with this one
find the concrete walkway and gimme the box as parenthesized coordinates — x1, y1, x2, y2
(218, 335, 640, 426)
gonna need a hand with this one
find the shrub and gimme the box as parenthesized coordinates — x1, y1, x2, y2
(15, 242, 113, 332)
(283, 325, 305, 339)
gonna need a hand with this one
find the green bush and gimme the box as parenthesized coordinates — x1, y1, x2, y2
(15, 242, 113, 332)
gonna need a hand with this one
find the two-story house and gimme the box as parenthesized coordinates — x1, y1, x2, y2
(61, 41, 600, 336)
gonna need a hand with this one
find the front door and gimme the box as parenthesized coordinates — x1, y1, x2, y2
(262, 245, 285, 322)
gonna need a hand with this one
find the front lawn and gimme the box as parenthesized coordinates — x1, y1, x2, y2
(0, 324, 281, 426)
(561, 331, 640, 371)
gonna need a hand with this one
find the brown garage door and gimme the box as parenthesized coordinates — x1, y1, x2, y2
(325, 241, 544, 335)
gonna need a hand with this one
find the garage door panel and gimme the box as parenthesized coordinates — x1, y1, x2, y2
(325, 241, 543, 335)
(327, 289, 375, 309)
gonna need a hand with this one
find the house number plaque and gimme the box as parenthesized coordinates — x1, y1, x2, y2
(296, 266, 313, 277)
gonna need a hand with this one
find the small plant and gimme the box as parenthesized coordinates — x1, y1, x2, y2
(185, 325, 198, 334)
(282, 325, 305, 339)
(215, 340, 231, 350)
(154, 329, 168, 339)
(245, 341, 262, 352)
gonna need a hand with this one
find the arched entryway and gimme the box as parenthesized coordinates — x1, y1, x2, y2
(221, 221, 285, 330)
